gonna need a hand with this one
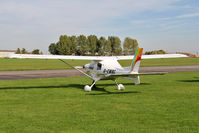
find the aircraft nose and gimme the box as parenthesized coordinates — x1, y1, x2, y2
(83, 64, 90, 69)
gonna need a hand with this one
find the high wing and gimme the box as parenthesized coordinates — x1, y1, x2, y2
(8, 53, 188, 60)
(8, 54, 109, 60)
(115, 54, 188, 60)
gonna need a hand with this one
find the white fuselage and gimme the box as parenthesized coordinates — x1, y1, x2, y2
(84, 59, 130, 81)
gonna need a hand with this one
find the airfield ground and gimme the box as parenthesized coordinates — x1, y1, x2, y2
(0, 57, 199, 71)
(0, 58, 199, 132)
(0, 71, 199, 132)
(0, 58, 198, 80)
(0, 65, 199, 80)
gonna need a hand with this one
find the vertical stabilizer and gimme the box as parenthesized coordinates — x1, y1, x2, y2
(130, 48, 143, 73)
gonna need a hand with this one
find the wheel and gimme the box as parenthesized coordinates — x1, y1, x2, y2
(118, 84, 125, 90)
(84, 85, 91, 92)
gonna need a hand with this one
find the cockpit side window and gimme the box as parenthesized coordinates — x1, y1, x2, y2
(97, 63, 102, 70)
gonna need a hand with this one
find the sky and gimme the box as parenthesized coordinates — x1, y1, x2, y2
(0, 0, 199, 54)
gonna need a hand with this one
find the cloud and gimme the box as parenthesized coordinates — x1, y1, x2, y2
(0, 0, 184, 36)
(177, 12, 199, 18)
(0, 0, 182, 24)
(131, 10, 199, 32)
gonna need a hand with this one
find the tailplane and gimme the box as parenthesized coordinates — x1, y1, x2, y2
(130, 48, 143, 74)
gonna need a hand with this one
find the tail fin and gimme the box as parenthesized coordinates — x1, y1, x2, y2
(130, 48, 143, 73)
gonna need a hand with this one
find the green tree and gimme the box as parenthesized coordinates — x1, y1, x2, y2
(32, 49, 40, 54)
(145, 50, 166, 55)
(48, 34, 139, 56)
(49, 43, 58, 55)
(16, 48, 21, 54)
(132, 39, 139, 53)
(157, 50, 166, 54)
(123, 37, 139, 55)
(105, 37, 112, 56)
(113, 36, 122, 55)
(87, 35, 98, 55)
(108, 36, 122, 55)
(21, 48, 27, 54)
(70, 36, 77, 55)
(97, 37, 107, 56)
(77, 35, 88, 55)
(56, 35, 72, 55)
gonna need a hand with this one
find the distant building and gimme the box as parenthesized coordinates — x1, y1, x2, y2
(0, 50, 16, 58)
(194, 55, 199, 58)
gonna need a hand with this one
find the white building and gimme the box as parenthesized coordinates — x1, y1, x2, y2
(0, 50, 16, 58)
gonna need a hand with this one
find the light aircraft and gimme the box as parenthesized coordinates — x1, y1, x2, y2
(8, 48, 187, 91)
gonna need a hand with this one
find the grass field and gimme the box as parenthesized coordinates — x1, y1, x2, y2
(120, 57, 199, 67)
(0, 71, 199, 132)
(0, 57, 199, 71)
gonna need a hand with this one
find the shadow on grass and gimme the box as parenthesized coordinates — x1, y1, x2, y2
(86, 82, 150, 95)
(87, 91, 140, 96)
(96, 82, 151, 87)
(0, 82, 150, 95)
(0, 82, 150, 90)
(177, 80, 199, 82)
(0, 84, 84, 90)
(177, 76, 199, 83)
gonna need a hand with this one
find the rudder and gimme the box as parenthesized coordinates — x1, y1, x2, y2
(130, 48, 143, 73)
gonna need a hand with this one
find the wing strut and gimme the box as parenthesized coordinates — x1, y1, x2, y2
(59, 59, 93, 79)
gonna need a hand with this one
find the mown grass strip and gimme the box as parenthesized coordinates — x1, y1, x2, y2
(0, 71, 199, 132)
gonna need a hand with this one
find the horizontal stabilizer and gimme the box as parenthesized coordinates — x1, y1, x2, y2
(135, 72, 168, 75)
(109, 72, 167, 78)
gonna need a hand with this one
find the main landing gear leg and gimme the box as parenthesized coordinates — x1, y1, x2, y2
(114, 80, 125, 91)
(84, 81, 96, 92)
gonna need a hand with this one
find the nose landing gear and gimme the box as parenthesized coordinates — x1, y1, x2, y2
(84, 81, 96, 91)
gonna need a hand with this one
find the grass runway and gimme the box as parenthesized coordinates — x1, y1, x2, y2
(0, 71, 199, 132)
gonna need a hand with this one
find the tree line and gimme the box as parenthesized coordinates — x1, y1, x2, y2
(16, 48, 43, 54)
(144, 50, 166, 55)
(49, 35, 139, 56)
